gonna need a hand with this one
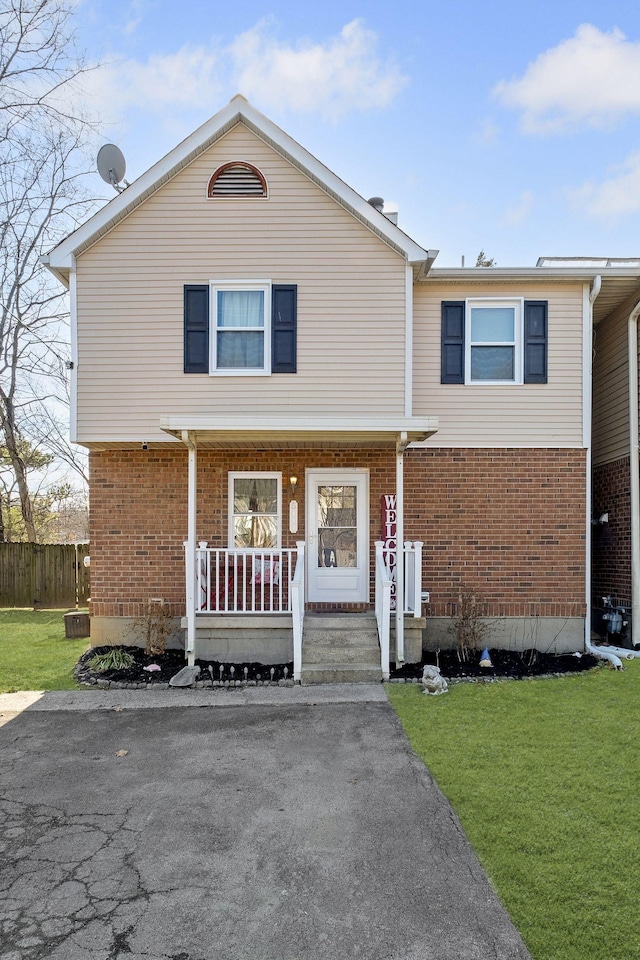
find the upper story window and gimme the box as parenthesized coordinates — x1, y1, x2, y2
(207, 162, 267, 198)
(184, 283, 297, 376)
(441, 299, 547, 385)
(213, 282, 270, 374)
(467, 299, 521, 383)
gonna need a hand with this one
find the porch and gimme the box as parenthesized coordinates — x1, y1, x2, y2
(161, 414, 438, 682)
(182, 541, 426, 680)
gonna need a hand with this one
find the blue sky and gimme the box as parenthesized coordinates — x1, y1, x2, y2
(71, 0, 640, 267)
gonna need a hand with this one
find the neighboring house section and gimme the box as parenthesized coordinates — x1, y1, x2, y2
(585, 259, 640, 638)
(43, 97, 640, 677)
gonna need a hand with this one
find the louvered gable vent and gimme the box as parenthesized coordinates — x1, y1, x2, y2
(207, 162, 267, 198)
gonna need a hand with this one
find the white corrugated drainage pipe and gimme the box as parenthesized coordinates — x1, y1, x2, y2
(590, 641, 640, 661)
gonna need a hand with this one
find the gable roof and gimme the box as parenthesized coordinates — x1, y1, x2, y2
(43, 94, 432, 284)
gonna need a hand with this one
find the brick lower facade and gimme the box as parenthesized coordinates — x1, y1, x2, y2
(592, 456, 631, 607)
(89, 446, 587, 626)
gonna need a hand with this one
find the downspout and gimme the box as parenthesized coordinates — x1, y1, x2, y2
(396, 432, 407, 662)
(584, 277, 623, 668)
(68, 255, 78, 444)
(182, 430, 198, 667)
(628, 300, 640, 648)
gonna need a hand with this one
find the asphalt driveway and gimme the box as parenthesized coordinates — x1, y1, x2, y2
(0, 689, 530, 960)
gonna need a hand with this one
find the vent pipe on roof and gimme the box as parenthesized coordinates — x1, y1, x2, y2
(367, 196, 399, 224)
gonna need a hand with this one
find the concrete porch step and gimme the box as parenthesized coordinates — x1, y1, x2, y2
(301, 613, 382, 683)
(302, 642, 381, 665)
(300, 663, 383, 685)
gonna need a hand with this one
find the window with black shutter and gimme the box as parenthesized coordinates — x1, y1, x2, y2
(184, 281, 297, 375)
(440, 298, 548, 385)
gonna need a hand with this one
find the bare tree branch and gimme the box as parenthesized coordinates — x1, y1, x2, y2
(0, 0, 97, 539)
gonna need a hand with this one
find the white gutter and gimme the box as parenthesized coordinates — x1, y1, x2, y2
(405, 264, 413, 418)
(69, 255, 78, 444)
(628, 301, 640, 648)
(182, 430, 198, 666)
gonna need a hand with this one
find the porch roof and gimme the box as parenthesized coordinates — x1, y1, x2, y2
(159, 415, 439, 449)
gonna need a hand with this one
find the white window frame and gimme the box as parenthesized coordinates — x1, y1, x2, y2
(211, 280, 271, 376)
(465, 297, 523, 385)
(228, 472, 282, 550)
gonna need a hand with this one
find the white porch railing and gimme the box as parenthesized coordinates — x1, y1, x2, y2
(291, 541, 305, 682)
(375, 541, 393, 680)
(195, 545, 297, 614)
(374, 540, 425, 677)
(403, 540, 424, 618)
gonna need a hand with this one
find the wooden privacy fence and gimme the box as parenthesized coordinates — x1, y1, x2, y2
(0, 543, 90, 609)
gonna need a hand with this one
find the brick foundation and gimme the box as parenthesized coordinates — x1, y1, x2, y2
(89, 446, 587, 629)
(592, 456, 631, 606)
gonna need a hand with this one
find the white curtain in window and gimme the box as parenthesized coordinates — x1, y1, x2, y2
(218, 290, 264, 328)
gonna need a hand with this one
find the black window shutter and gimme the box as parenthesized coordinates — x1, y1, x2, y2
(441, 301, 465, 383)
(524, 301, 547, 384)
(272, 284, 297, 373)
(184, 285, 209, 373)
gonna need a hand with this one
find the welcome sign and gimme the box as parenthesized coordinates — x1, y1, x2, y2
(380, 494, 397, 610)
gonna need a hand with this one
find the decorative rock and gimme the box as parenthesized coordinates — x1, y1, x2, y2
(421, 665, 448, 696)
(168, 665, 201, 687)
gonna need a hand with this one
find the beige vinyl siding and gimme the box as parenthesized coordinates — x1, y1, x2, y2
(412, 282, 584, 447)
(75, 123, 407, 442)
(592, 305, 630, 465)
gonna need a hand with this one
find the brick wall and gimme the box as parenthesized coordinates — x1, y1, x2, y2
(592, 456, 631, 606)
(89, 446, 586, 620)
(406, 448, 586, 618)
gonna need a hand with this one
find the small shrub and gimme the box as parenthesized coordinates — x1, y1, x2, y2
(85, 648, 135, 673)
(131, 598, 176, 656)
(450, 588, 494, 661)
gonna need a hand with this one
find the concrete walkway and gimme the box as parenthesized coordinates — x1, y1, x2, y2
(0, 687, 531, 960)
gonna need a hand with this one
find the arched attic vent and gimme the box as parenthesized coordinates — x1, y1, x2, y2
(207, 162, 268, 198)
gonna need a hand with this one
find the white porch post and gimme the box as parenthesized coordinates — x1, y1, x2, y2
(183, 431, 197, 666)
(396, 432, 407, 662)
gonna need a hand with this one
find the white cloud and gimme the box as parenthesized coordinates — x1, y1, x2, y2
(571, 151, 640, 221)
(500, 190, 534, 227)
(493, 24, 640, 133)
(75, 46, 223, 123)
(67, 19, 407, 131)
(229, 19, 407, 118)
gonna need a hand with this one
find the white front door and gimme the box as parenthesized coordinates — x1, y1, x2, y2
(306, 470, 369, 604)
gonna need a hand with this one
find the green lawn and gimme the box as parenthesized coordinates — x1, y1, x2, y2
(0, 609, 89, 692)
(387, 663, 640, 960)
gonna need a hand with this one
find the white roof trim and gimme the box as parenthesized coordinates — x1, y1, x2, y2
(45, 95, 429, 274)
(160, 414, 438, 443)
(426, 266, 640, 281)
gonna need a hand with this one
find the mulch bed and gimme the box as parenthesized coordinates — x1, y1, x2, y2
(389, 647, 600, 682)
(75, 644, 600, 688)
(75, 646, 294, 688)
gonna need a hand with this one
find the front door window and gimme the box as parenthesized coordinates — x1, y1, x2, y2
(317, 485, 357, 568)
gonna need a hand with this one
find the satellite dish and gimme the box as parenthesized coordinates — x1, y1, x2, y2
(97, 144, 127, 192)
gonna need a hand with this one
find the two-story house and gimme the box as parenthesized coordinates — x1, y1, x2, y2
(44, 95, 628, 680)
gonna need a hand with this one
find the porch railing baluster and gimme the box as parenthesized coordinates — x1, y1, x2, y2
(193, 547, 297, 615)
